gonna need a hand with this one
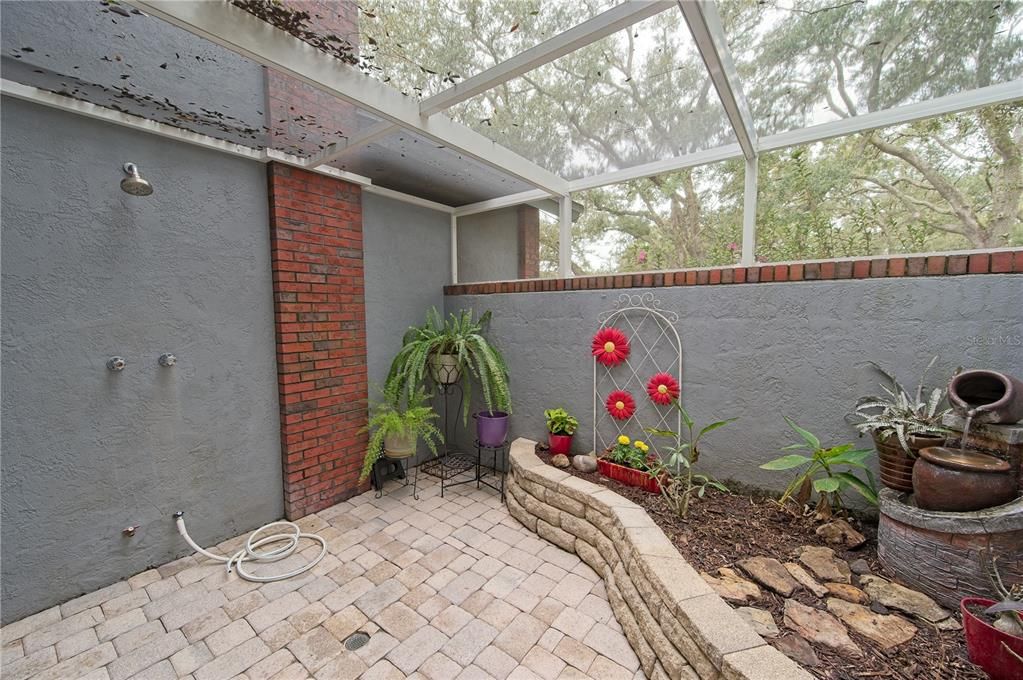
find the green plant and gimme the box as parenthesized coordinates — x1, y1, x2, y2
(544, 408, 578, 435)
(606, 435, 651, 471)
(848, 357, 952, 454)
(647, 402, 735, 518)
(983, 550, 1023, 637)
(360, 382, 443, 481)
(387, 307, 510, 423)
(760, 417, 878, 515)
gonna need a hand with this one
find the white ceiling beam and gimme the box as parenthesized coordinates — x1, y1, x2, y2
(420, 1, 675, 116)
(305, 121, 397, 167)
(758, 80, 1023, 153)
(453, 189, 554, 216)
(568, 143, 743, 192)
(677, 1, 758, 160)
(124, 0, 569, 196)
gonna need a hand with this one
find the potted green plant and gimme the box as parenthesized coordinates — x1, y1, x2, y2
(360, 383, 443, 481)
(961, 552, 1023, 680)
(544, 408, 578, 455)
(388, 307, 511, 445)
(848, 358, 951, 492)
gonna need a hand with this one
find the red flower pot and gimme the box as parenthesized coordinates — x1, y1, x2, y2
(548, 433, 573, 455)
(597, 458, 661, 494)
(961, 597, 1023, 680)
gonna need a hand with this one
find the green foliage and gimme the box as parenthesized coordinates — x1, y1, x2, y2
(360, 382, 443, 481)
(646, 402, 735, 518)
(848, 357, 953, 454)
(544, 408, 578, 436)
(606, 436, 651, 471)
(387, 307, 511, 423)
(760, 417, 878, 514)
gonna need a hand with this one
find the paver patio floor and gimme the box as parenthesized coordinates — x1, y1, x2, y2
(2, 473, 643, 680)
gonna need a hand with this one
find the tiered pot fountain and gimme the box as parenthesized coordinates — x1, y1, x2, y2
(878, 370, 1023, 610)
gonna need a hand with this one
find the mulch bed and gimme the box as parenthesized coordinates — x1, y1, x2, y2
(535, 444, 986, 680)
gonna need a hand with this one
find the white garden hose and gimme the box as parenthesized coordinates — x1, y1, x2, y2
(173, 511, 327, 582)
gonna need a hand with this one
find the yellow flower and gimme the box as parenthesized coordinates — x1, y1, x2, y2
(634, 440, 648, 452)
(617, 435, 630, 445)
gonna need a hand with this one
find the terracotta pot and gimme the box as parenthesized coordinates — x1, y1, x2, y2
(912, 447, 1017, 512)
(429, 353, 461, 385)
(961, 597, 1023, 680)
(949, 370, 1023, 424)
(548, 433, 573, 455)
(597, 458, 661, 494)
(873, 433, 944, 492)
(383, 433, 416, 460)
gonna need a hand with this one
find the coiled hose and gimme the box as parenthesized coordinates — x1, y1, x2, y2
(173, 511, 327, 582)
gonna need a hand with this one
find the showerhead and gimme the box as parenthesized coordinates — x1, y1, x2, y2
(120, 162, 153, 196)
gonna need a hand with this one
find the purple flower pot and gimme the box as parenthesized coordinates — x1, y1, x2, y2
(475, 411, 509, 447)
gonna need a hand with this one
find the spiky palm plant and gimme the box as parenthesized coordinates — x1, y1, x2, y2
(849, 357, 952, 454)
(360, 382, 443, 481)
(387, 307, 510, 423)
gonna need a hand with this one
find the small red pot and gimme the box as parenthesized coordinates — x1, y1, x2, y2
(597, 458, 661, 494)
(548, 433, 573, 455)
(961, 597, 1023, 680)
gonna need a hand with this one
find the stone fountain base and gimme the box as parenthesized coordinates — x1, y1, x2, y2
(878, 489, 1023, 609)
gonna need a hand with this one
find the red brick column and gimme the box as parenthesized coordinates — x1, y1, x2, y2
(267, 163, 369, 519)
(517, 205, 540, 279)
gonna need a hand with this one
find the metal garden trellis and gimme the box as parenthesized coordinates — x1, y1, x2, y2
(593, 292, 683, 459)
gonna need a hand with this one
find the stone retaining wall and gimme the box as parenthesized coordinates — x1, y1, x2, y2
(506, 439, 812, 680)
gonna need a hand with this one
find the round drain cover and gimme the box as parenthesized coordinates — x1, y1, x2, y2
(344, 631, 371, 651)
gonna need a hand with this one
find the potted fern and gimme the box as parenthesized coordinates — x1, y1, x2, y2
(848, 358, 951, 492)
(360, 383, 443, 481)
(388, 307, 511, 445)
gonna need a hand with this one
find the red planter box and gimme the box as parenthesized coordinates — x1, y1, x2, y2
(597, 458, 661, 494)
(962, 597, 1023, 680)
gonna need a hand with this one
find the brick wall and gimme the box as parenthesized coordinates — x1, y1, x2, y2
(267, 163, 369, 519)
(444, 249, 1023, 295)
(517, 205, 540, 279)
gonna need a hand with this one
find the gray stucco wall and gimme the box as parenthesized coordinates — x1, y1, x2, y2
(363, 193, 451, 463)
(1, 99, 283, 624)
(446, 275, 1023, 494)
(363, 193, 452, 388)
(457, 207, 519, 283)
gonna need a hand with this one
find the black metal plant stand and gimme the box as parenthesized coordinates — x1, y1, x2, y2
(414, 382, 472, 498)
(371, 455, 411, 499)
(475, 439, 509, 502)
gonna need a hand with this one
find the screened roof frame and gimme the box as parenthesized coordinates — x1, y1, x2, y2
(117, 0, 1020, 205)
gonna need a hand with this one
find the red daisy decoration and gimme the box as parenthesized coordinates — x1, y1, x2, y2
(646, 372, 680, 406)
(605, 390, 636, 420)
(592, 327, 630, 367)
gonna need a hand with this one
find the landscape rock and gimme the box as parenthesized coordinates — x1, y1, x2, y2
(772, 635, 820, 667)
(824, 582, 869, 605)
(935, 617, 962, 631)
(736, 607, 779, 638)
(551, 454, 570, 469)
(826, 598, 917, 650)
(784, 562, 828, 598)
(571, 455, 597, 473)
(848, 559, 871, 575)
(859, 575, 953, 623)
(815, 519, 866, 548)
(783, 599, 861, 658)
(869, 601, 891, 615)
(701, 568, 761, 603)
(798, 546, 851, 584)
(738, 557, 800, 597)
